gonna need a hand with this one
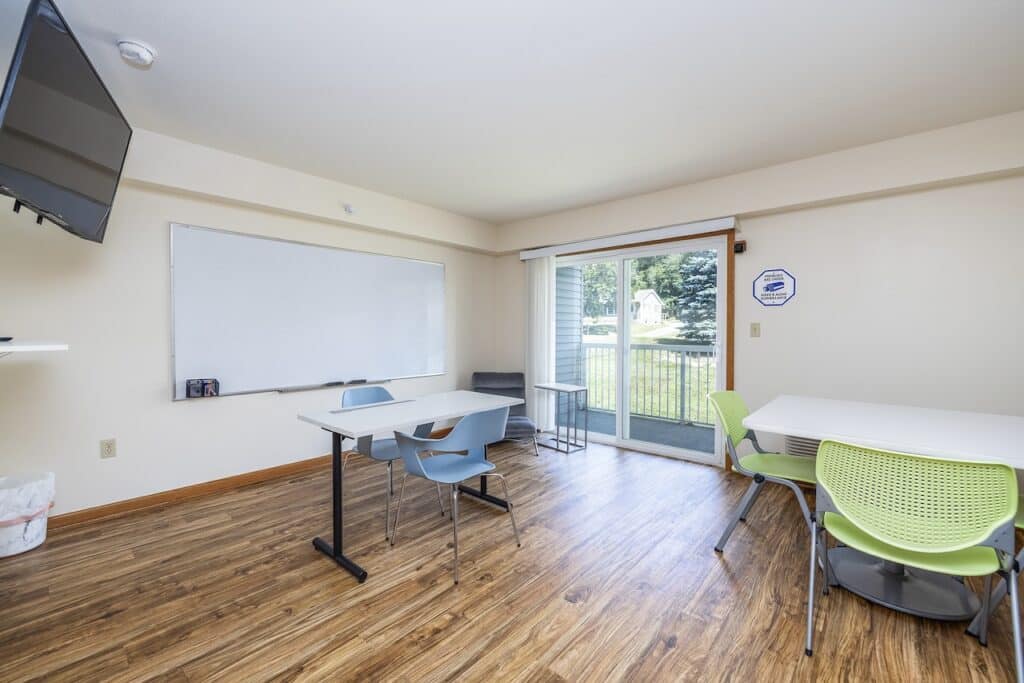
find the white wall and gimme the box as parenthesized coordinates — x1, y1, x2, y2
(0, 181, 497, 515)
(3, 102, 1023, 515)
(492, 253, 527, 371)
(498, 111, 1024, 253)
(734, 175, 1024, 420)
(126, 129, 498, 253)
(494, 174, 1024, 453)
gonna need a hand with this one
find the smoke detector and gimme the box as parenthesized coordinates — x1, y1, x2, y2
(118, 40, 156, 68)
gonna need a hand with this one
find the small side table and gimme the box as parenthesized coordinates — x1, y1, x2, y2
(535, 383, 588, 454)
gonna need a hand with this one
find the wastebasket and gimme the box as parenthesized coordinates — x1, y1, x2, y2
(0, 472, 55, 557)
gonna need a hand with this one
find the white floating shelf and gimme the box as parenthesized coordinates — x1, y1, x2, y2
(0, 341, 69, 357)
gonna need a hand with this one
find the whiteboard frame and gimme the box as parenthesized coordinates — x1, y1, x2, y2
(169, 222, 447, 400)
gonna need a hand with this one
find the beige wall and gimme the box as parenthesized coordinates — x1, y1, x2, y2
(494, 174, 1024, 451)
(126, 130, 498, 253)
(492, 254, 527, 371)
(733, 175, 1024, 446)
(498, 111, 1024, 253)
(0, 182, 497, 515)
(4, 111, 1023, 515)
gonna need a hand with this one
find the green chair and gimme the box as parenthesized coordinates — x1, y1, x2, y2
(708, 391, 816, 553)
(806, 440, 1022, 683)
(964, 497, 1024, 643)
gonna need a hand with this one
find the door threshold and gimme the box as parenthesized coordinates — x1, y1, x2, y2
(585, 431, 722, 467)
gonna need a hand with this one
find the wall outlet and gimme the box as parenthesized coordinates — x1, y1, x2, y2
(100, 438, 117, 459)
(750, 322, 761, 338)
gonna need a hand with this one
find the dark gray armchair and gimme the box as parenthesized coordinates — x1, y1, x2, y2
(471, 372, 539, 456)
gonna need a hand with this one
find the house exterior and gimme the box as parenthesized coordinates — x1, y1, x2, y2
(632, 289, 664, 325)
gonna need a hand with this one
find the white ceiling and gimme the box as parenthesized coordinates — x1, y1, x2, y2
(5, 1, 1024, 223)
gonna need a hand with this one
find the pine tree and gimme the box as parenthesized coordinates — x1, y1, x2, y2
(676, 250, 717, 343)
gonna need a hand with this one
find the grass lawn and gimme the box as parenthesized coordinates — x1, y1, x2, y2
(583, 345, 716, 425)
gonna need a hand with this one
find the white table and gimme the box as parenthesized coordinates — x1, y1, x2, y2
(298, 389, 523, 582)
(745, 395, 1024, 622)
(534, 383, 588, 454)
(745, 395, 1024, 467)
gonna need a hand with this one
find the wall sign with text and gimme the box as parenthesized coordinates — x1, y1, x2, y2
(753, 268, 796, 306)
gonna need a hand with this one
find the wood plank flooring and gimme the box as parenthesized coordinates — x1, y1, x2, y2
(0, 442, 1016, 681)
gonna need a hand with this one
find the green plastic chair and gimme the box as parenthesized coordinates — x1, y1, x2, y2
(806, 440, 1022, 682)
(967, 497, 1024, 643)
(708, 391, 816, 553)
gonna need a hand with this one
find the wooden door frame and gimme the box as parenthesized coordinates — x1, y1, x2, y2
(557, 227, 736, 468)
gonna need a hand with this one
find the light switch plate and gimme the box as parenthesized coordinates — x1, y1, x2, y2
(750, 322, 761, 338)
(100, 438, 117, 459)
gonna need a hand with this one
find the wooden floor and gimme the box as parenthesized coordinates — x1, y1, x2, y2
(0, 442, 1017, 682)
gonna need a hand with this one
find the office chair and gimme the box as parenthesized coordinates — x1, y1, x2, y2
(708, 391, 815, 553)
(471, 372, 539, 456)
(392, 407, 521, 583)
(341, 386, 444, 541)
(806, 440, 1021, 683)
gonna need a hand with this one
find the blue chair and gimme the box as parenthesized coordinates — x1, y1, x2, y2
(392, 406, 521, 583)
(341, 386, 442, 541)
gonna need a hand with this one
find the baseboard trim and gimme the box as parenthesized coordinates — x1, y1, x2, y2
(49, 454, 331, 530)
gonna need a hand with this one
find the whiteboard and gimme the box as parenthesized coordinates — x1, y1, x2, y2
(170, 224, 445, 399)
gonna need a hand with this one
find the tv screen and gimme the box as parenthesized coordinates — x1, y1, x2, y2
(0, 0, 131, 243)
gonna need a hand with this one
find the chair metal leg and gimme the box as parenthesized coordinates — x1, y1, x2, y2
(451, 484, 460, 584)
(485, 473, 521, 547)
(436, 483, 446, 517)
(738, 480, 764, 521)
(806, 520, 818, 657)
(385, 461, 393, 541)
(978, 573, 993, 646)
(389, 474, 408, 546)
(533, 435, 539, 456)
(820, 531, 831, 595)
(1009, 567, 1023, 683)
(715, 480, 760, 552)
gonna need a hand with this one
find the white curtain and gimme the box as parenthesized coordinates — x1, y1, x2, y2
(525, 255, 555, 431)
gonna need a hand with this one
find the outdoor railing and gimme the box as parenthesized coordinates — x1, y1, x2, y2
(580, 342, 717, 426)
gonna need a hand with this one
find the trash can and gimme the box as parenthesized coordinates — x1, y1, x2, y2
(0, 472, 55, 558)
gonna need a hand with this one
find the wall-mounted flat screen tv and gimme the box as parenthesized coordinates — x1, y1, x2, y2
(0, 0, 132, 243)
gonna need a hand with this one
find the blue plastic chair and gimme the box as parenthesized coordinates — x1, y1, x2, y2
(341, 386, 441, 541)
(393, 406, 521, 583)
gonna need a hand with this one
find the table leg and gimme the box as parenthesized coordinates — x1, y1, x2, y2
(458, 480, 511, 510)
(312, 432, 368, 582)
(458, 446, 510, 510)
(583, 389, 588, 449)
(556, 393, 563, 451)
(571, 392, 577, 449)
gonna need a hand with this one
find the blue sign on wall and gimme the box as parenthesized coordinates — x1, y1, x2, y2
(753, 268, 796, 306)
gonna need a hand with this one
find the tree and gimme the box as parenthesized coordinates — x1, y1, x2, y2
(579, 251, 717, 342)
(582, 262, 617, 318)
(676, 250, 717, 343)
(630, 254, 684, 315)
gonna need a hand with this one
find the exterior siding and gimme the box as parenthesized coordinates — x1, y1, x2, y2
(555, 265, 582, 385)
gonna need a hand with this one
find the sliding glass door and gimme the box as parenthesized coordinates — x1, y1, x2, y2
(555, 238, 726, 464)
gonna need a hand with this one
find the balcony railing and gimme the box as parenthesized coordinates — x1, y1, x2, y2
(580, 342, 717, 426)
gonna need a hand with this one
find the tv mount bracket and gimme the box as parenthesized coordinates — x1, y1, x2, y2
(12, 199, 48, 225)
